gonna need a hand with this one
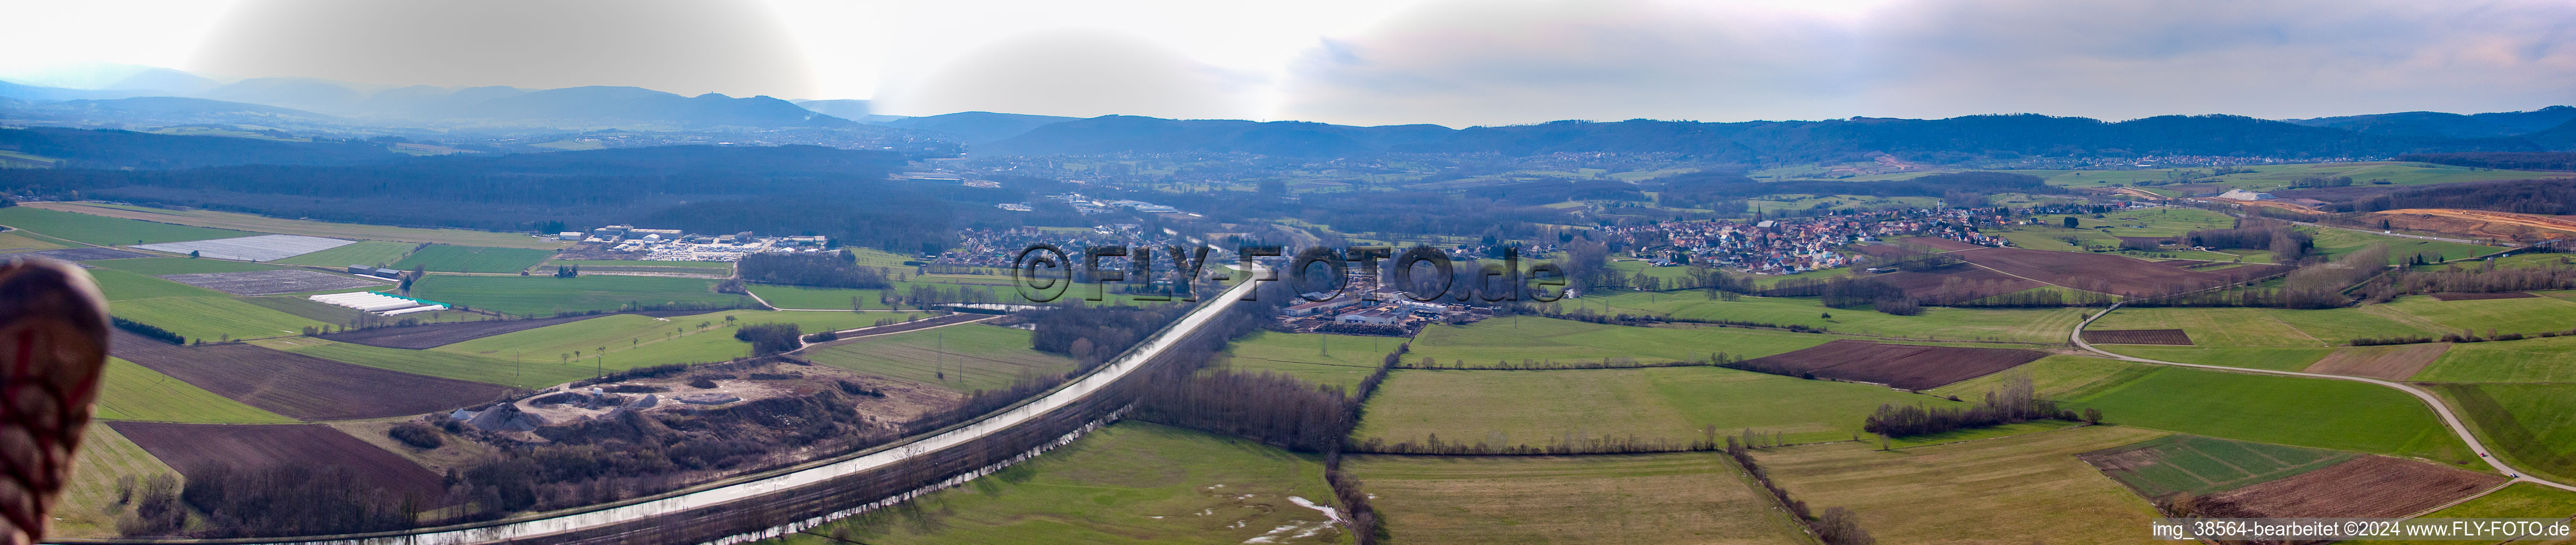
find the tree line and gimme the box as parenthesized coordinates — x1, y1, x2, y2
(735, 251, 893, 289)
(1860, 377, 2092, 437)
(112, 317, 184, 344)
(1727, 436, 1876, 545)
(2399, 152, 2576, 172)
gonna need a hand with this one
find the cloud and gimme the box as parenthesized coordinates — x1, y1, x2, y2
(187, 0, 817, 98)
(1277, 0, 2576, 126)
(872, 30, 1266, 119)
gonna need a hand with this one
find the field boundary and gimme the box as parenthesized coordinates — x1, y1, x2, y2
(2073, 303, 2576, 493)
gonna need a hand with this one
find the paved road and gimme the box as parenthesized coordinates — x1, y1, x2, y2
(204, 269, 1261, 545)
(2071, 303, 2576, 492)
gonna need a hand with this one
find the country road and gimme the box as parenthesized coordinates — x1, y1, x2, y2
(2071, 303, 2576, 493)
(135, 267, 1262, 545)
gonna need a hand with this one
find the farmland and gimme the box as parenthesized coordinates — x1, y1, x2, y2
(110, 296, 334, 341)
(1218, 331, 1397, 391)
(0, 205, 250, 245)
(2415, 335, 2576, 382)
(2434, 383, 2576, 483)
(2375, 294, 2576, 337)
(1927, 355, 2155, 400)
(1949, 247, 2290, 296)
(1751, 425, 2169, 544)
(285, 339, 601, 389)
(274, 240, 419, 267)
(24, 201, 569, 249)
(51, 424, 181, 539)
(2415, 482, 2576, 518)
(2068, 366, 2470, 462)
(1348, 452, 1808, 544)
(409, 274, 750, 316)
(87, 268, 226, 300)
(88, 256, 282, 275)
(1353, 366, 1957, 447)
(2303, 343, 2450, 381)
(1729, 339, 2047, 390)
(2198, 456, 2505, 518)
(2093, 345, 2333, 371)
(2306, 227, 2505, 265)
(2085, 305, 2437, 346)
(1575, 291, 2086, 343)
(393, 244, 555, 273)
(780, 423, 1338, 545)
(802, 323, 1074, 393)
(112, 331, 513, 420)
(2081, 328, 2191, 345)
(108, 423, 451, 505)
(12, 246, 148, 261)
(132, 234, 355, 261)
(318, 313, 604, 349)
(746, 283, 888, 310)
(2077, 434, 2354, 498)
(93, 357, 297, 424)
(0, 229, 70, 251)
(435, 309, 932, 369)
(1407, 316, 1843, 365)
(157, 269, 390, 295)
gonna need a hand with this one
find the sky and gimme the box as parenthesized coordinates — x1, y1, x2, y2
(2, 0, 2571, 127)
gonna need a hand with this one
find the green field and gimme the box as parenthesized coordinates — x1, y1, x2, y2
(1354, 366, 1958, 447)
(777, 422, 1337, 545)
(2306, 228, 2506, 265)
(746, 284, 891, 310)
(0, 206, 250, 246)
(2415, 482, 2576, 518)
(434, 309, 924, 369)
(2080, 434, 2354, 498)
(2086, 306, 2439, 346)
(409, 274, 749, 316)
(1573, 291, 2087, 344)
(394, 244, 555, 274)
(93, 357, 296, 423)
(1348, 452, 1809, 544)
(86, 268, 227, 301)
(2376, 294, 2576, 337)
(52, 424, 182, 539)
(544, 259, 734, 271)
(2415, 335, 2576, 382)
(0, 229, 70, 251)
(28, 202, 569, 249)
(286, 338, 595, 389)
(2095, 345, 2334, 371)
(1751, 425, 2170, 544)
(1216, 332, 1395, 391)
(2436, 383, 2576, 484)
(87, 257, 282, 276)
(1408, 316, 1844, 365)
(110, 296, 333, 341)
(274, 240, 420, 267)
(2021, 162, 2570, 192)
(803, 323, 1074, 393)
(2070, 367, 2470, 463)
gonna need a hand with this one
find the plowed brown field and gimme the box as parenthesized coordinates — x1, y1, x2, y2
(2084, 329, 2194, 345)
(2198, 456, 2504, 518)
(109, 422, 451, 506)
(112, 331, 511, 420)
(1951, 247, 2292, 296)
(2304, 344, 2450, 381)
(1732, 339, 2047, 390)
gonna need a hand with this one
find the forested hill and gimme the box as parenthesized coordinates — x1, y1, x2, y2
(0, 144, 1048, 252)
(979, 113, 2549, 160)
(0, 127, 410, 169)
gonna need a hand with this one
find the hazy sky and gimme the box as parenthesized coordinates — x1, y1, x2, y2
(3, 0, 2571, 126)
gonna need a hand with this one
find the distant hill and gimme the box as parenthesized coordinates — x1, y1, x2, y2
(2521, 118, 2576, 152)
(874, 112, 1079, 145)
(2284, 106, 2576, 138)
(981, 113, 2541, 161)
(197, 77, 370, 115)
(0, 127, 405, 169)
(0, 81, 154, 101)
(791, 100, 880, 122)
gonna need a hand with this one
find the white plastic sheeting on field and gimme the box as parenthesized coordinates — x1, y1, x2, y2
(310, 292, 442, 314)
(135, 234, 354, 261)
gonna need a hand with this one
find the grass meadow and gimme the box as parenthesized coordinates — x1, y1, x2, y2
(2093, 345, 2333, 371)
(1348, 452, 1810, 544)
(1353, 366, 1959, 447)
(777, 423, 1337, 545)
(1216, 331, 1398, 391)
(2070, 367, 2471, 464)
(0, 205, 248, 246)
(434, 309, 927, 369)
(1751, 425, 2170, 545)
(0, 229, 71, 251)
(394, 244, 556, 273)
(275, 240, 419, 267)
(286, 338, 599, 389)
(88, 257, 282, 275)
(87, 268, 227, 301)
(1572, 291, 2087, 344)
(110, 296, 332, 341)
(802, 323, 1073, 393)
(49, 424, 182, 538)
(1928, 354, 2156, 400)
(2434, 383, 2576, 484)
(2415, 335, 2576, 382)
(93, 357, 296, 423)
(1407, 316, 1844, 365)
(409, 274, 749, 316)
(2085, 306, 2440, 346)
(2376, 294, 2576, 337)
(2306, 228, 2505, 265)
